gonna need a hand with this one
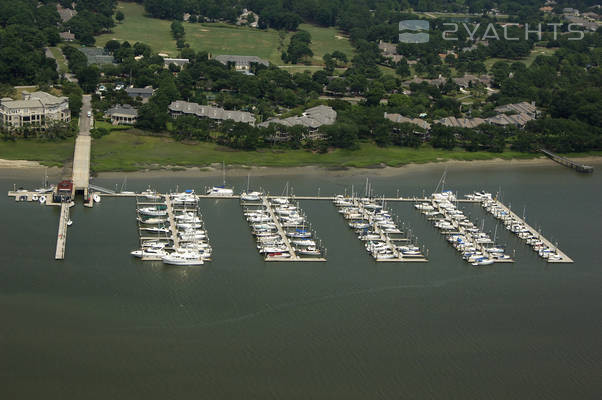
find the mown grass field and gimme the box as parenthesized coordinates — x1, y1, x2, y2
(95, 2, 354, 66)
(96, 2, 177, 55)
(88, 130, 548, 172)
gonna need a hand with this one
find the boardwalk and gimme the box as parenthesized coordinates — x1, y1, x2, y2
(539, 149, 594, 173)
(261, 197, 298, 261)
(55, 203, 70, 260)
(72, 95, 92, 196)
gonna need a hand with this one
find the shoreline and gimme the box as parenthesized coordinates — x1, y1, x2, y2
(1, 156, 600, 179)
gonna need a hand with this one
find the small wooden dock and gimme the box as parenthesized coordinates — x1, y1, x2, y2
(55, 203, 70, 260)
(539, 149, 594, 173)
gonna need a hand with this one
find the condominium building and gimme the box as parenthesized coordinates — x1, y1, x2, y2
(0, 91, 70, 129)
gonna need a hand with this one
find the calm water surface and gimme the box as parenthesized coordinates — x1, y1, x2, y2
(1, 163, 601, 399)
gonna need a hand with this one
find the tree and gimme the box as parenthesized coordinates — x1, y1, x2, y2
(115, 10, 124, 23)
(104, 39, 121, 54)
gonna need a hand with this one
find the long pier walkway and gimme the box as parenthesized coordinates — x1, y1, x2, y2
(539, 149, 594, 173)
(262, 197, 298, 261)
(55, 203, 70, 260)
(72, 95, 92, 197)
(165, 196, 180, 250)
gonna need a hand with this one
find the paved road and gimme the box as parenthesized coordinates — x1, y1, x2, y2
(72, 95, 92, 193)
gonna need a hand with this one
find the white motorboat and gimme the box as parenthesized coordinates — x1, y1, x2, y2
(131, 248, 169, 258)
(138, 207, 167, 216)
(67, 219, 73, 226)
(295, 246, 321, 256)
(162, 250, 204, 266)
(93, 193, 101, 203)
(140, 227, 170, 234)
(291, 239, 316, 246)
(39, 195, 46, 204)
(138, 217, 168, 224)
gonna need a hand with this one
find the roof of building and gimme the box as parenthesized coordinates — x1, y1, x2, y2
(214, 55, 269, 67)
(435, 116, 487, 129)
(106, 104, 138, 117)
(168, 101, 256, 124)
(384, 113, 431, 130)
(1, 91, 68, 109)
(59, 31, 75, 40)
(125, 86, 155, 96)
(163, 58, 190, 66)
(494, 101, 538, 115)
(258, 105, 337, 129)
(56, 4, 77, 23)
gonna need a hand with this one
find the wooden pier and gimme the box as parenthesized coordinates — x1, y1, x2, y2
(164, 196, 180, 250)
(55, 203, 70, 260)
(484, 200, 573, 263)
(539, 149, 594, 173)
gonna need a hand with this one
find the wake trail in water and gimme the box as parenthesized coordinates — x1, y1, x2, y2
(120, 273, 486, 331)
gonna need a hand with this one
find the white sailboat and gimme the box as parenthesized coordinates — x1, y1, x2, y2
(207, 161, 234, 196)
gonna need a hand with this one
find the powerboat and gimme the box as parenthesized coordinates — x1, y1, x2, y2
(162, 250, 204, 266)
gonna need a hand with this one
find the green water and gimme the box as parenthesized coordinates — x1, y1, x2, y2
(1, 163, 601, 399)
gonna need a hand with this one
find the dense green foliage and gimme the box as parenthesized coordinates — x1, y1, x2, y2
(0, 1, 60, 85)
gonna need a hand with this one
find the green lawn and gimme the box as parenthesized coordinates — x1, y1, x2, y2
(185, 23, 285, 65)
(96, 2, 177, 55)
(89, 130, 548, 172)
(0, 138, 75, 167)
(94, 2, 354, 66)
(485, 46, 558, 71)
(49, 47, 68, 74)
(297, 23, 355, 65)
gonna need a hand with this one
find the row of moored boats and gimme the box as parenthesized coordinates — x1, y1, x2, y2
(132, 189, 212, 266)
(243, 195, 324, 260)
(334, 195, 426, 261)
(480, 197, 566, 262)
(416, 191, 511, 266)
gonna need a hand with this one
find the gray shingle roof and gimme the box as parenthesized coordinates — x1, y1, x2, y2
(168, 100, 256, 124)
(106, 104, 138, 117)
(214, 55, 269, 67)
(258, 105, 337, 129)
(384, 113, 431, 130)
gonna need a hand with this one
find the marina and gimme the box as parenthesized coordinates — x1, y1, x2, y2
(334, 194, 428, 262)
(242, 194, 327, 262)
(6, 178, 573, 266)
(133, 189, 213, 265)
(415, 191, 514, 266)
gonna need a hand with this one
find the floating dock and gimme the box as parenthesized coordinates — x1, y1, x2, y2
(481, 199, 573, 263)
